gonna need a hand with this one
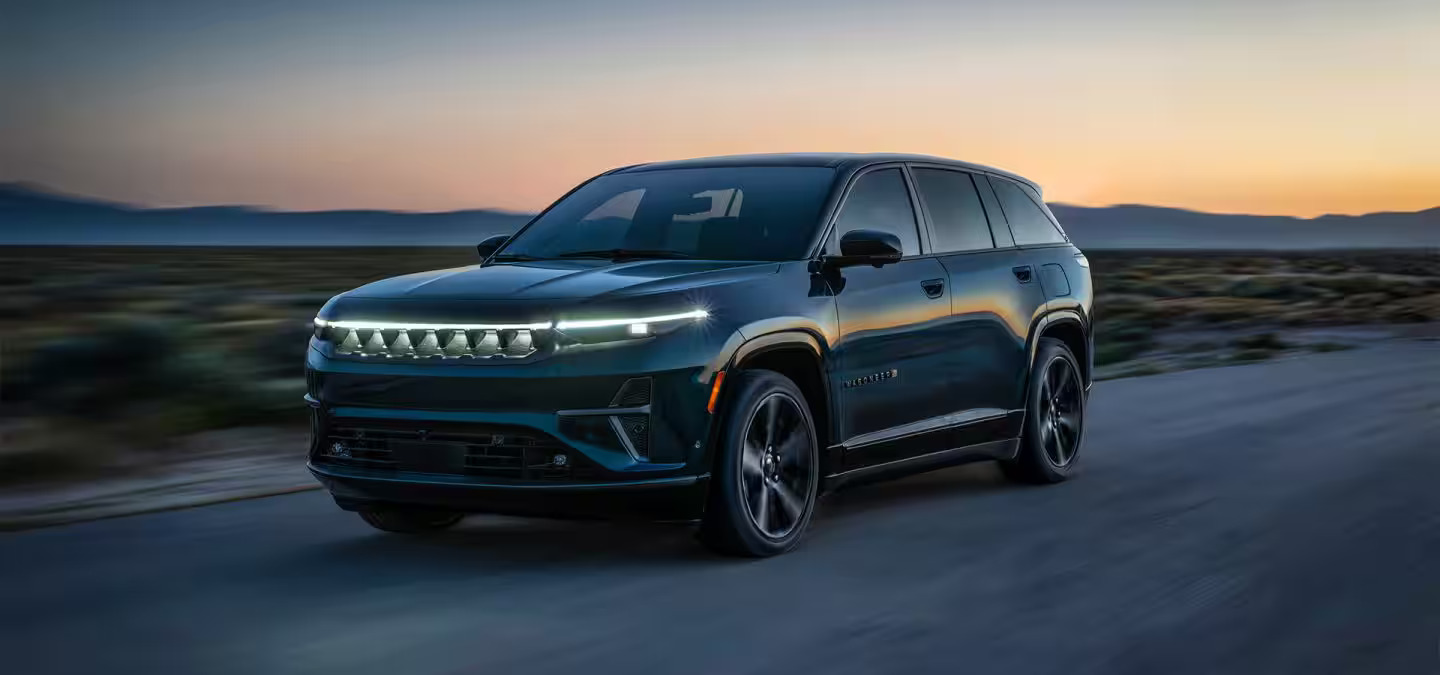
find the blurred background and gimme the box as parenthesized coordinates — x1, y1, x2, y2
(1, 0, 1435, 513)
(0, 1, 1437, 673)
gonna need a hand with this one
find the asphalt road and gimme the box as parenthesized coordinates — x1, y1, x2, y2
(4, 342, 1439, 675)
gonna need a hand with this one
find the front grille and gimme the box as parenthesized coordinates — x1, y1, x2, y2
(318, 422, 602, 482)
(323, 326, 540, 359)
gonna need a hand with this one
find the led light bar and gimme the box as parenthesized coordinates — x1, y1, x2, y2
(555, 309, 708, 330)
(315, 318, 553, 331)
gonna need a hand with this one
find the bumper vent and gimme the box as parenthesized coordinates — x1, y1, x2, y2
(615, 415, 650, 458)
(610, 378, 653, 407)
(325, 327, 539, 359)
(609, 378, 652, 460)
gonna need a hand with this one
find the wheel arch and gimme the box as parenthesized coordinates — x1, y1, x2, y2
(718, 330, 835, 473)
(1027, 310, 1092, 389)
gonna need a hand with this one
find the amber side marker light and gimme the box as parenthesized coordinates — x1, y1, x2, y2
(707, 371, 727, 414)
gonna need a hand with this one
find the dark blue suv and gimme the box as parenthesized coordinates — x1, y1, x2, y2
(306, 153, 1093, 556)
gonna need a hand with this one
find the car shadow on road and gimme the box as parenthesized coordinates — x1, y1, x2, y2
(266, 462, 1017, 581)
(817, 461, 1013, 519)
(274, 514, 737, 585)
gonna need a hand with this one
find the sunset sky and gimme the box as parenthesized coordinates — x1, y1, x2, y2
(2, 0, 1436, 217)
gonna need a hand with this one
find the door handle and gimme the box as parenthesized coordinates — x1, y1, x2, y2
(921, 278, 945, 298)
(1012, 266, 1033, 283)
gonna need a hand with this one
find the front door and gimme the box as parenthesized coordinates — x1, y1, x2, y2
(826, 167, 955, 469)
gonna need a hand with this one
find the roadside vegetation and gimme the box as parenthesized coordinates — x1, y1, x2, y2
(1, 247, 1436, 484)
(1086, 250, 1439, 378)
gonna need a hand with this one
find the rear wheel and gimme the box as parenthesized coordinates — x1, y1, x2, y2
(1003, 337, 1086, 484)
(699, 370, 819, 557)
(358, 508, 464, 533)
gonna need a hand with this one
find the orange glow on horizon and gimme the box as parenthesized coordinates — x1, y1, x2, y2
(3, 1, 1435, 219)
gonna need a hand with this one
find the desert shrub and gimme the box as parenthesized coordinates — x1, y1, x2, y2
(16, 318, 182, 416)
(1159, 297, 1279, 325)
(1230, 348, 1277, 362)
(0, 420, 127, 486)
(1093, 296, 1173, 329)
(1094, 340, 1151, 366)
(245, 316, 315, 378)
(1103, 320, 1154, 344)
(10, 317, 299, 432)
(1224, 277, 1329, 301)
(1232, 333, 1291, 351)
(1093, 316, 1157, 365)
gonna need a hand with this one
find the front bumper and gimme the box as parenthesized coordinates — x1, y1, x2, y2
(310, 462, 709, 521)
(304, 341, 722, 520)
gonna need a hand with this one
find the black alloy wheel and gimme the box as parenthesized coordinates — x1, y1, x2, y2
(738, 392, 815, 540)
(1002, 337, 1086, 484)
(1037, 352, 1083, 468)
(700, 370, 819, 557)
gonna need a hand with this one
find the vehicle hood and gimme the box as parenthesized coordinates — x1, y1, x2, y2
(320, 259, 779, 323)
(344, 259, 777, 301)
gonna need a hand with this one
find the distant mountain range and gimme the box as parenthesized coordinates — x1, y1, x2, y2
(1047, 203, 1437, 250)
(0, 183, 531, 247)
(1, 182, 1435, 249)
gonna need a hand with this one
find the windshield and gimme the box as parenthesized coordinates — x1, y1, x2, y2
(496, 167, 837, 262)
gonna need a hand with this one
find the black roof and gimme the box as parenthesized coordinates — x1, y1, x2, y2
(613, 153, 1039, 192)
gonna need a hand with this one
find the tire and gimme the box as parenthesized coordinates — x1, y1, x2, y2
(698, 370, 820, 557)
(358, 508, 464, 534)
(1002, 337, 1086, 484)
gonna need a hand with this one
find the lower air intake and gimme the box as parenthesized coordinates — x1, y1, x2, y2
(318, 422, 602, 482)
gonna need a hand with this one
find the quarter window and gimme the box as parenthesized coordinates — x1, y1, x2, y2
(833, 168, 920, 256)
(989, 177, 1065, 245)
(912, 169, 994, 253)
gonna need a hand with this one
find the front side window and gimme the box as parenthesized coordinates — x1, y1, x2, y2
(912, 169, 994, 253)
(833, 168, 920, 256)
(989, 177, 1065, 245)
(497, 167, 836, 262)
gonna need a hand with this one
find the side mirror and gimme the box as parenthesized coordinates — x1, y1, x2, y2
(476, 234, 510, 261)
(827, 229, 903, 268)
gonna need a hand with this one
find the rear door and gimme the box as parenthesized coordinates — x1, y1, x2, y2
(826, 166, 956, 467)
(910, 166, 1045, 437)
(987, 174, 1094, 377)
(986, 174, 1078, 311)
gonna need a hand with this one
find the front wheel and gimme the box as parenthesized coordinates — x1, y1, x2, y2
(1002, 337, 1086, 484)
(358, 508, 464, 534)
(699, 370, 819, 557)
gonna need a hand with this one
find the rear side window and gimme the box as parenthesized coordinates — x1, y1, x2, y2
(989, 177, 1065, 245)
(911, 169, 993, 253)
(974, 176, 1014, 247)
(833, 168, 920, 256)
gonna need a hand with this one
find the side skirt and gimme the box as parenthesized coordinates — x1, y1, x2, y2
(821, 438, 1018, 494)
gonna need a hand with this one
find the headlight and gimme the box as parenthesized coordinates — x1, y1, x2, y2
(555, 309, 708, 343)
(310, 309, 707, 353)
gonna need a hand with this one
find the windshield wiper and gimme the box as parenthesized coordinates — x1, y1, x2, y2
(489, 253, 548, 262)
(553, 248, 694, 260)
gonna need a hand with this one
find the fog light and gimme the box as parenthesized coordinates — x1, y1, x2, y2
(628, 322, 650, 336)
(553, 453, 568, 466)
(331, 442, 351, 458)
